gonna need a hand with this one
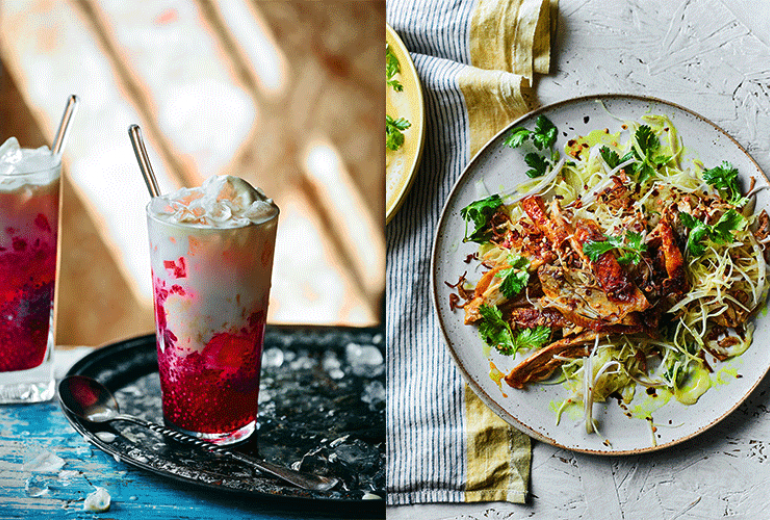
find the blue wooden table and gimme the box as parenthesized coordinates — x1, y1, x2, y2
(0, 348, 383, 519)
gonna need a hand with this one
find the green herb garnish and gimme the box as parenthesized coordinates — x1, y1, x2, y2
(702, 161, 748, 206)
(386, 43, 403, 92)
(679, 209, 746, 256)
(460, 195, 503, 243)
(478, 304, 551, 356)
(386, 115, 411, 151)
(582, 231, 647, 265)
(512, 326, 551, 352)
(625, 125, 671, 183)
(495, 254, 530, 298)
(478, 304, 515, 354)
(599, 146, 621, 169)
(524, 152, 549, 179)
(504, 115, 557, 151)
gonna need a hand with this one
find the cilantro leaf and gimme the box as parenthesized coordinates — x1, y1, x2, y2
(711, 209, 746, 243)
(507, 253, 529, 269)
(600, 146, 621, 169)
(503, 115, 557, 151)
(652, 154, 672, 167)
(679, 209, 745, 256)
(635, 125, 658, 156)
(532, 115, 557, 150)
(702, 161, 748, 206)
(495, 254, 530, 299)
(679, 213, 709, 257)
(628, 125, 671, 183)
(386, 115, 411, 151)
(582, 238, 619, 262)
(503, 127, 531, 149)
(460, 195, 503, 243)
(524, 152, 549, 178)
(386, 44, 403, 92)
(498, 270, 529, 299)
(478, 304, 515, 355)
(582, 231, 647, 265)
(512, 326, 551, 351)
(478, 305, 551, 356)
(635, 162, 656, 184)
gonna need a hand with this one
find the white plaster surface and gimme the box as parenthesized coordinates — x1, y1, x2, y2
(389, 0, 770, 518)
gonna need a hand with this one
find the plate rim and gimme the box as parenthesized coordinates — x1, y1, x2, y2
(385, 22, 426, 225)
(430, 93, 770, 455)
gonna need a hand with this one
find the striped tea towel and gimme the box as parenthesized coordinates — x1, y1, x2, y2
(386, 0, 556, 506)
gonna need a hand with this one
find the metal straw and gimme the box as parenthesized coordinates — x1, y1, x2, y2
(128, 124, 161, 198)
(51, 94, 79, 157)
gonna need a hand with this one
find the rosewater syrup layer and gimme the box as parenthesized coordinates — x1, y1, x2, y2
(155, 291, 265, 433)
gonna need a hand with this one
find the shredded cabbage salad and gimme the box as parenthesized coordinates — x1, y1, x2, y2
(451, 110, 770, 442)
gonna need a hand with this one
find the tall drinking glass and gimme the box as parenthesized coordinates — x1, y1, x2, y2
(0, 138, 61, 404)
(146, 175, 278, 445)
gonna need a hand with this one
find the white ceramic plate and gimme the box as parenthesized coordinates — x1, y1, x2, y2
(386, 23, 425, 224)
(431, 94, 770, 454)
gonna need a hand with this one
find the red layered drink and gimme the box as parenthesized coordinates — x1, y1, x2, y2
(146, 175, 279, 444)
(0, 138, 61, 403)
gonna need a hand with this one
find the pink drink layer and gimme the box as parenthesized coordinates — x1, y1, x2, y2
(147, 176, 278, 436)
(0, 178, 59, 372)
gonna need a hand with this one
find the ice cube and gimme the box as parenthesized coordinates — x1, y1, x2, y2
(361, 380, 385, 410)
(345, 343, 384, 377)
(0, 137, 22, 165)
(23, 449, 66, 472)
(332, 438, 381, 473)
(322, 351, 345, 380)
(262, 347, 284, 368)
(58, 469, 80, 483)
(290, 354, 315, 370)
(0, 162, 16, 176)
(17, 152, 57, 174)
(24, 475, 49, 497)
(208, 201, 232, 223)
(83, 487, 111, 512)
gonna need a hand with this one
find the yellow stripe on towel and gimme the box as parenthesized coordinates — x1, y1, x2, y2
(464, 387, 531, 503)
(458, 65, 534, 506)
(458, 67, 534, 161)
(469, 0, 554, 79)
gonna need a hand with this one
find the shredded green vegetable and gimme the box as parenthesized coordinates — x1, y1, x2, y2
(458, 112, 769, 437)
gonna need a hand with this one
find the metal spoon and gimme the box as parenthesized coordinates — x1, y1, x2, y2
(58, 375, 338, 492)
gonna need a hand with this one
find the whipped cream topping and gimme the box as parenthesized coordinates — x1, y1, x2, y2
(148, 175, 279, 228)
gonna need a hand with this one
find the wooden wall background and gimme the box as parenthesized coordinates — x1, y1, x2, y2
(0, 0, 385, 347)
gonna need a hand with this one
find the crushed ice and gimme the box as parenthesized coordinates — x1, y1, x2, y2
(262, 347, 284, 368)
(23, 449, 66, 472)
(0, 137, 57, 181)
(345, 342, 384, 377)
(361, 380, 385, 411)
(83, 487, 111, 512)
(24, 475, 49, 497)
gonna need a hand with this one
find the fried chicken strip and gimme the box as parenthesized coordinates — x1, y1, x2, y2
(504, 331, 600, 389)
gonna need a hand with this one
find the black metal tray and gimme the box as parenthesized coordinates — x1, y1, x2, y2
(59, 326, 385, 517)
